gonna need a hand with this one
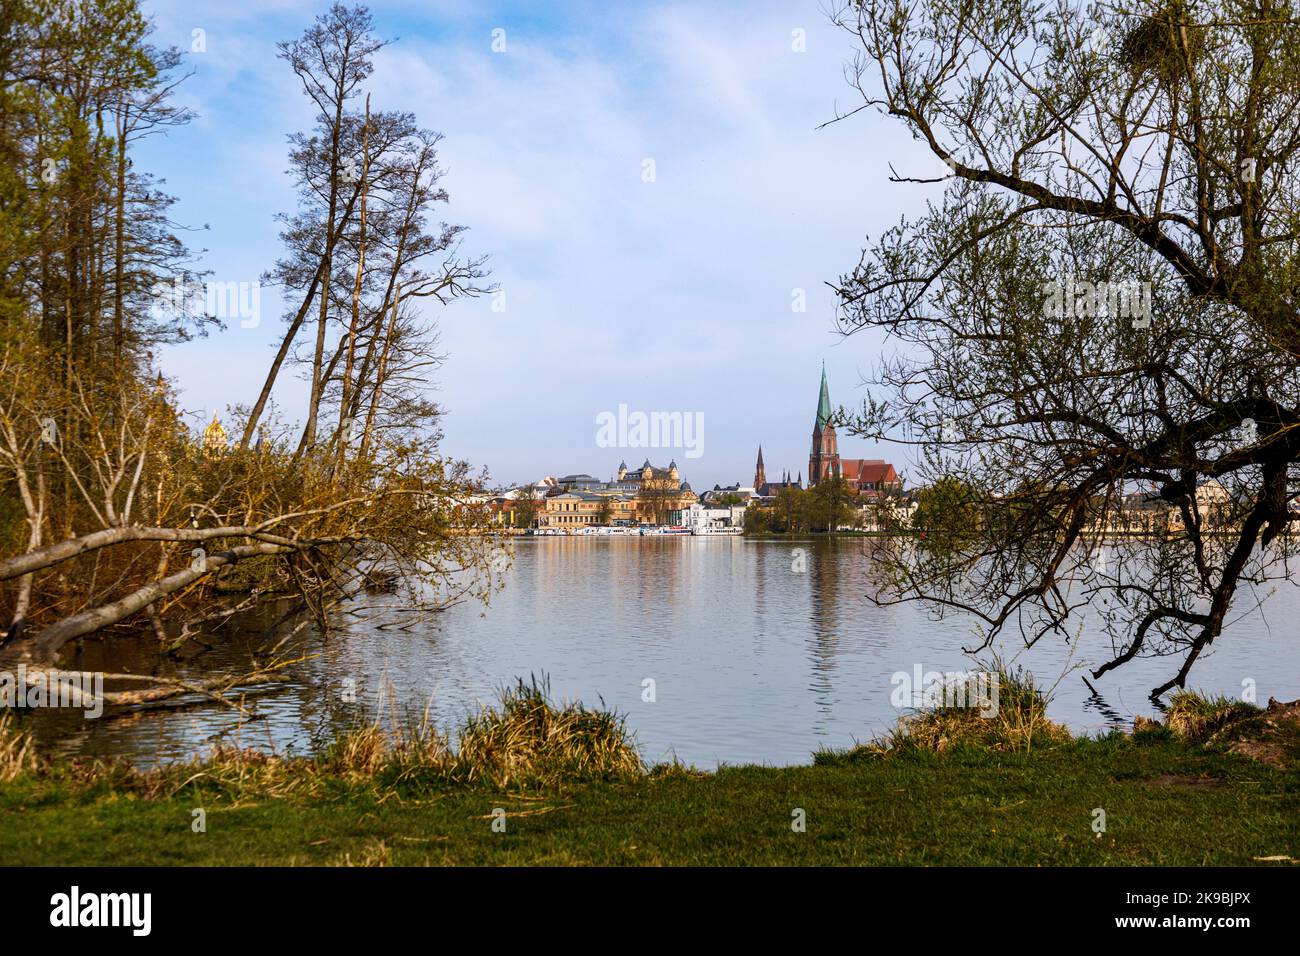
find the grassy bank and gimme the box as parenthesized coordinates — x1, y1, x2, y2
(1, 679, 1296, 867)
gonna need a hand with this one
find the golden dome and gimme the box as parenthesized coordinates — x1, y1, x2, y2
(202, 413, 227, 456)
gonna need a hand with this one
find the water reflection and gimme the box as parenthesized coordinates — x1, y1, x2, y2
(16, 537, 1300, 768)
(1079, 679, 1128, 726)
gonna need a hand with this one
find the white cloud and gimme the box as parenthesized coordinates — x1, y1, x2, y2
(152, 0, 927, 487)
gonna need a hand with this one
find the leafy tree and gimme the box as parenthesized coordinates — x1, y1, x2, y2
(743, 507, 774, 535)
(807, 477, 856, 533)
(773, 485, 807, 533)
(511, 485, 542, 529)
(911, 477, 980, 551)
(2, 0, 205, 363)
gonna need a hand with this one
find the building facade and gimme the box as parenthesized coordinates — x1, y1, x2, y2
(541, 490, 637, 529)
(806, 366, 903, 495)
(534, 460, 698, 529)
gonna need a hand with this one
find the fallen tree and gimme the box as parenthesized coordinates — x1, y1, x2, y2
(0, 3, 498, 703)
(0, 334, 499, 683)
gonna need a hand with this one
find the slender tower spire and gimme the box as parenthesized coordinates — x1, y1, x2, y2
(816, 362, 832, 427)
(808, 362, 840, 485)
(753, 445, 766, 490)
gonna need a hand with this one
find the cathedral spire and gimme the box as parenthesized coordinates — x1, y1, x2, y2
(816, 362, 832, 427)
(753, 445, 766, 490)
(809, 362, 840, 485)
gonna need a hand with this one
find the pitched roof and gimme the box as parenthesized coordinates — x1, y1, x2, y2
(757, 479, 801, 495)
(625, 462, 676, 479)
(839, 459, 898, 484)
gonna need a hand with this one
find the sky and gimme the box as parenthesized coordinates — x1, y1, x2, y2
(142, 0, 943, 490)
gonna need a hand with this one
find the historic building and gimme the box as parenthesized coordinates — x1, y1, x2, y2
(805, 366, 903, 495)
(202, 413, 227, 458)
(541, 490, 638, 529)
(701, 483, 756, 505)
(615, 458, 686, 492)
(748, 444, 795, 496)
(840, 459, 901, 496)
(748, 443, 802, 498)
(534, 460, 698, 529)
(754, 468, 801, 499)
(556, 474, 603, 491)
(808, 365, 840, 485)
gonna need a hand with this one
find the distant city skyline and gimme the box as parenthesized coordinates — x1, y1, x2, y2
(143, 0, 943, 489)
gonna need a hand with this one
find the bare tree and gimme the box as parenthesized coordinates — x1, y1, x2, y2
(829, 0, 1300, 696)
(244, 6, 490, 458)
(0, 2, 499, 709)
(240, 3, 382, 451)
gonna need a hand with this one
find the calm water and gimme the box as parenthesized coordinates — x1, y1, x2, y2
(21, 537, 1300, 767)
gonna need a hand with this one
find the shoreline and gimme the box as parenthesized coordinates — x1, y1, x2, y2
(4, 690, 1295, 867)
(3, 731, 1293, 867)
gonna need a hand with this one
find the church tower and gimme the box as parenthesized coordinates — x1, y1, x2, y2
(753, 446, 766, 490)
(808, 364, 840, 485)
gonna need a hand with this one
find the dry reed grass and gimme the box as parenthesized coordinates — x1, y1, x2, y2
(862, 666, 1070, 756)
(6, 675, 643, 799)
(0, 712, 35, 782)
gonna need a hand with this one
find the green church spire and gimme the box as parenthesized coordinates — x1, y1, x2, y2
(816, 362, 832, 427)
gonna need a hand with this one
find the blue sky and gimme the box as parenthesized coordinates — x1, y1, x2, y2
(143, 0, 942, 489)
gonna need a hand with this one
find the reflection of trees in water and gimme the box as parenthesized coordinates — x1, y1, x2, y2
(1080, 680, 1128, 728)
(858, 536, 897, 601)
(32, 536, 1298, 769)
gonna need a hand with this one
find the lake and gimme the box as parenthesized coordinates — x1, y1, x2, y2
(19, 536, 1300, 767)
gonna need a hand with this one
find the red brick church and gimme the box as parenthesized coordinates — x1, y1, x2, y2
(807, 364, 901, 495)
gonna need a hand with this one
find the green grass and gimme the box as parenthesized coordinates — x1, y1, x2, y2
(2, 680, 1296, 866)
(1, 734, 1295, 866)
(1166, 691, 1262, 743)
